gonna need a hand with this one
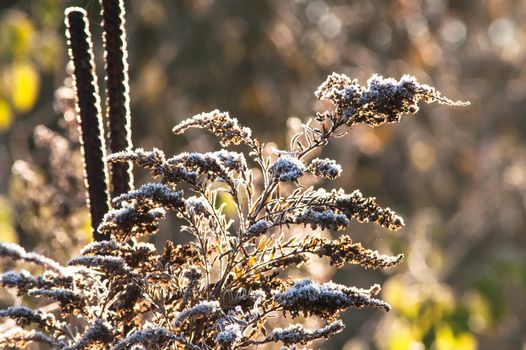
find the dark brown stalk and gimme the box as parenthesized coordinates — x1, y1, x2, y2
(101, 0, 134, 198)
(65, 8, 110, 241)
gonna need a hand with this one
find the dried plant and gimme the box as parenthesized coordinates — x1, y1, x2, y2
(65, 7, 110, 241)
(8, 81, 88, 263)
(101, 0, 134, 199)
(0, 1, 468, 349)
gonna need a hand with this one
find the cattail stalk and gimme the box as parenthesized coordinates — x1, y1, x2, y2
(101, 0, 134, 198)
(65, 8, 110, 241)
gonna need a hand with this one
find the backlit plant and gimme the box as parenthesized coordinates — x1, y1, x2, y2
(0, 1, 468, 349)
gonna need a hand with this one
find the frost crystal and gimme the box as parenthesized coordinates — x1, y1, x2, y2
(113, 327, 178, 350)
(0, 270, 39, 291)
(216, 323, 242, 346)
(270, 320, 344, 345)
(172, 110, 252, 146)
(275, 279, 390, 318)
(67, 255, 130, 274)
(271, 156, 305, 182)
(315, 72, 468, 127)
(295, 208, 349, 231)
(335, 189, 405, 231)
(308, 158, 342, 179)
(185, 196, 209, 216)
(246, 220, 270, 237)
(175, 301, 220, 325)
(0, 242, 64, 272)
(62, 320, 113, 350)
(80, 240, 120, 255)
(0, 329, 59, 347)
(0, 306, 53, 327)
(213, 149, 247, 172)
(113, 183, 184, 210)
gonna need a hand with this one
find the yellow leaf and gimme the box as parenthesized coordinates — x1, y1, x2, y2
(456, 332, 477, 350)
(434, 325, 476, 350)
(434, 325, 455, 350)
(80, 212, 93, 242)
(0, 100, 12, 132)
(10, 61, 40, 113)
(216, 191, 237, 217)
(0, 222, 17, 243)
(2, 10, 35, 57)
(234, 266, 242, 278)
(0, 197, 18, 243)
(387, 320, 422, 350)
(247, 256, 256, 269)
(383, 278, 420, 319)
(269, 247, 276, 261)
(257, 237, 270, 251)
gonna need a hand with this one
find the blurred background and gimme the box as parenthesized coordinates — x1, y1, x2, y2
(0, 0, 525, 349)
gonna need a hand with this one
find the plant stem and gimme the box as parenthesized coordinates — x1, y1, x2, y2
(101, 0, 134, 198)
(65, 8, 110, 241)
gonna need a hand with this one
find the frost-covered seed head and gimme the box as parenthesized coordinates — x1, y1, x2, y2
(308, 158, 342, 180)
(113, 327, 179, 350)
(270, 156, 305, 182)
(185, 196, 209, 216)
(175, 301, 221, 325)
(67, 255, 130, 274)
(0, 242, 64, 273)
(270, 320, 344, 345)
(294, 208, 349, 231)
(246, 220, 270, 237)
(216, 323, 242, 346)
(274, 279, 390, 318)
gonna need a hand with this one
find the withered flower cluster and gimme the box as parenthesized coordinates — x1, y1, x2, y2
(0, 1, 468, 349)
(9, 87, 87, 262)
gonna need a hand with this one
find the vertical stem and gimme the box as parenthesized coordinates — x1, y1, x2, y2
(101, 0, 134, 198)
(65, 8, 110, 241)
